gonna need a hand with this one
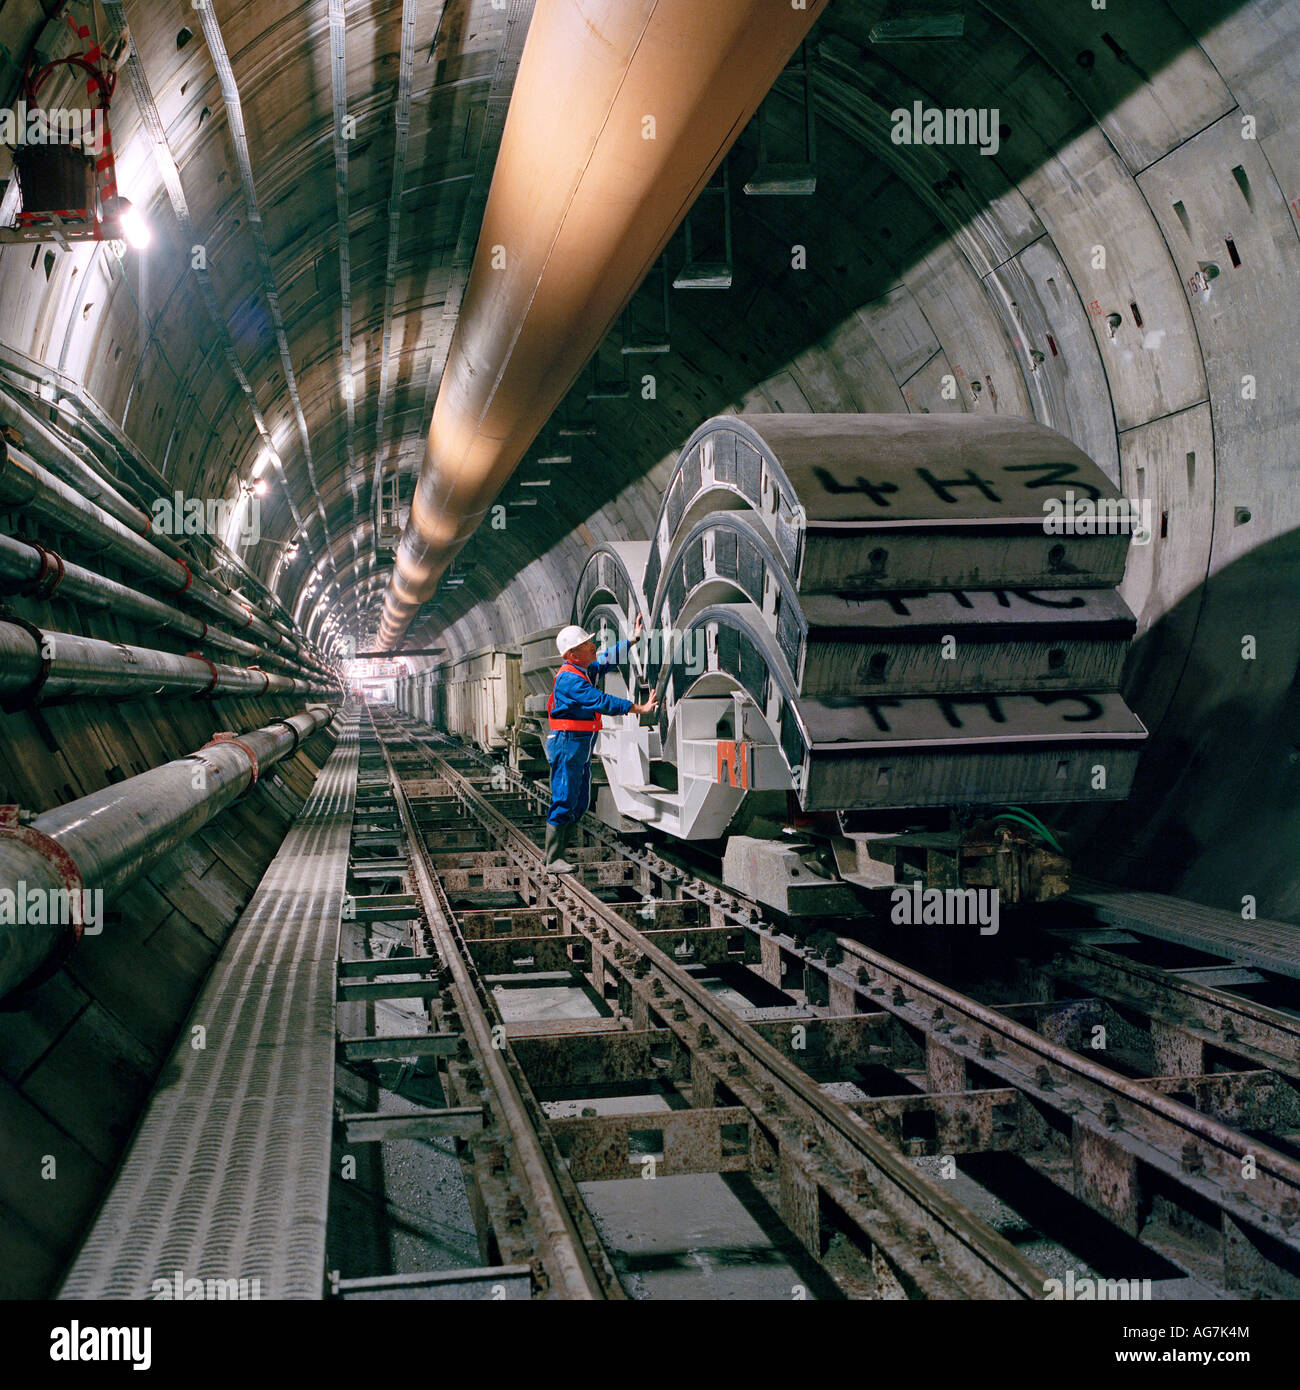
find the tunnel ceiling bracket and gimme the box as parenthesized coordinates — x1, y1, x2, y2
(744, 41, 818, 196)
(620, 254, 672, 356)
(674, 160, 734, 290)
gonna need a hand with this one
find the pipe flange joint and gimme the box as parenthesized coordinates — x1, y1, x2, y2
(0, 541, 66, 601)
(0, 804, 87, 945)
(185, 651, 220, 697)
(203, 732, 260, 794)
(264, 717, 301, 756)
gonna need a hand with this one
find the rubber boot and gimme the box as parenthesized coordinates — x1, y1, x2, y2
(544, 822, 576, 875)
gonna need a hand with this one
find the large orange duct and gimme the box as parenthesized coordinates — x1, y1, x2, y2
(376, 0, 829, 649)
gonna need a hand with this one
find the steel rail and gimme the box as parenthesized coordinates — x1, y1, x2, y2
(373, 715, 1047, 1299)
(390, 717, 1300, 1293)
(370, 716, 621, 1300)
(1042, 933, 1300, 1075)
(827, 936, 1300, 1239)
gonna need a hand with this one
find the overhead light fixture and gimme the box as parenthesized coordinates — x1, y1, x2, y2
(114, 198, 152, 250)
(252, 478, 269, 496)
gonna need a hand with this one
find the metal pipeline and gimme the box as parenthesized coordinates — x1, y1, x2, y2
(0, 391, 148, 535)
(0, 380, 302, 637)
(0, 441, 321, 660)
(0, 533, 330, 682)
(0, 704, 336, 999)
(0, 429, 335, 676)
(0, 621, 339, 703)
(376, 0, 828, 648)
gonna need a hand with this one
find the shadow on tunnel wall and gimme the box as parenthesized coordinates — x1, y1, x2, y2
(1063, 524, 1300, 922)
(406, 0, 1259, 639)
(395, 1, 1290, 914)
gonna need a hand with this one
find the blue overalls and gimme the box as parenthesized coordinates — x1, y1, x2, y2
(546, 641, 633, 826)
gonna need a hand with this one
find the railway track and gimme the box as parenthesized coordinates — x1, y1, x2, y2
(336, 704, 1300, 1300)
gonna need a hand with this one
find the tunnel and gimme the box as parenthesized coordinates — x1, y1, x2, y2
(0, 0, 1297, 1326)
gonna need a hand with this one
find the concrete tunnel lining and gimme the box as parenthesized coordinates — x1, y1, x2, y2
(0, 0, 1295, 1307)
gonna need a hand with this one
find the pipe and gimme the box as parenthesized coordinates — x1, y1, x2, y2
(0, 354, 297, 631)
(0, 704, 337, 998)
(0, 391, 148, 535)
(0, 385, 325, 659)
(0, 622, 339, 703)
(0, 533, 330, 681)
(0, 440, 325, 663)
(376, 0, 828, 649)
(0, 386, 303, 641)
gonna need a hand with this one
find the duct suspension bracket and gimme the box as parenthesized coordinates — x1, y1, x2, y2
(0, 608, 52, 710)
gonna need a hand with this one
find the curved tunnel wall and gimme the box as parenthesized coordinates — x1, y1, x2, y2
(408, 0, 1300, 920)
(0, 0, 1295, 1297)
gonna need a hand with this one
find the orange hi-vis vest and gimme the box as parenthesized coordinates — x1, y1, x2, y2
(548, 662, 603, 732)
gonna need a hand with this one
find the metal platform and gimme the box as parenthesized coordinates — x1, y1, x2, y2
(58, 722, 358, 1300)
(1067, 878, 1300, 983)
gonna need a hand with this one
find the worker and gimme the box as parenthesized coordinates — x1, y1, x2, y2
(544, 615, 658, 873)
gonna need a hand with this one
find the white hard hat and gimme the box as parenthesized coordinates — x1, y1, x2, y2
(556, 624, 594, 656)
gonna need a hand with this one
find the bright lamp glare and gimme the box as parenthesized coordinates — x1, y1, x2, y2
(252, 478, 269, 497)
(118, 201, 152, 250)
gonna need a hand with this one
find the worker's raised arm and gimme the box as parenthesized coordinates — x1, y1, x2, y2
(591, 638, 629, 673)
(593, 614, 645, 672)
